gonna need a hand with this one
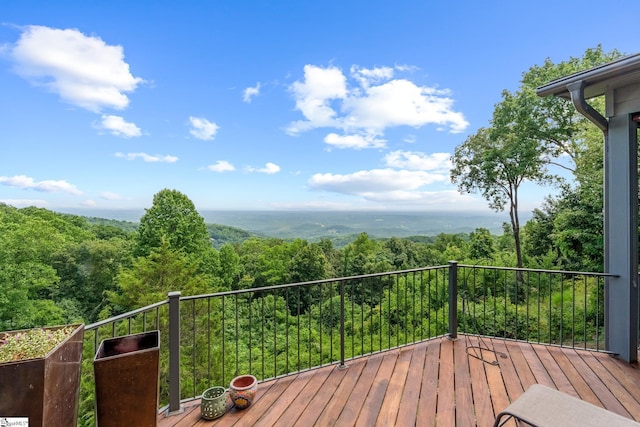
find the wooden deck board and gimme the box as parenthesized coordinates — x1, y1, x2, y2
(492, 339, 525, 400)
(416, 337, 440, 427)
(502, 340, 536, 393)
(484, 346, 510, 426)
(579, 350, 635, 418)
(355, 352, 396, 427)
(272, 365, 334, 427)
(252, 370, 317, 426)
(334, 352, 384, 426)
(374, 346, 412, 427)
(466, 339, 495, 427)
(436, 337, 456, 426)
(602, 355, 640, 420)
(454, 338, 476, 427)
(547, 346, 600, 406)
(533, 344, 576, 397)
(312, 358, 366, 426)
(160, 336, 640, 427)
(395, 341, 428, 427)
(519, 341, 555, 387)
(293, 364, 350, 427)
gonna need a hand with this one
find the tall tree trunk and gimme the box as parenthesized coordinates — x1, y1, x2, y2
(509, 186, 525, 301)
(510, 205, 523, 269)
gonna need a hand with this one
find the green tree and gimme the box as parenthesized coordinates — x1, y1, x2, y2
(288, 242, 330, 283)
(287, 242, 331, 313)
(451, 124, 552, 269)
(523, 204, 556, 259)
(453, 46, 623, 271)
(110, 239, 209, 310)
(468, 228, 495, 260)
(133, 188, 222, 292)
(135, 189, 211, 258)
(218, 243, 241, 290)
(341, 233, 393, 305)
(53, 238, 133, 322)
(383, 237, 434, 270)
(0, 204, 94, 328)
(0, 262, 64, 329)
(521, 45, 622, 169)
(517, 47, 621, 271)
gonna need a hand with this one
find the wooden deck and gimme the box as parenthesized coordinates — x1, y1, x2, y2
(158, 335, 640, 427)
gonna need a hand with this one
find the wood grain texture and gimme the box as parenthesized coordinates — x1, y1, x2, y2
(159, 336, 640, 427)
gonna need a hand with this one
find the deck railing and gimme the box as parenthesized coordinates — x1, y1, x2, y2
(82, 262, 614, 419)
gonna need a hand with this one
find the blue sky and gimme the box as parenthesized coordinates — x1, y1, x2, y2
(0, 1, 637, 215)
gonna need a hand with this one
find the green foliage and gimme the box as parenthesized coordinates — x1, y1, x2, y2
(218, 244, 241, 290)
(53, 238, 133, 322)
(452, 46, 623, 271)
(84, 216, 138, 236)
(0, 204, 100, 329)
(524, 185, 604, 271)
(0, 198, 613, 427)
(451, 123, 550, 270)
(0, 325, 76, 362)
(135, 188, 211, 257)
(516, 47, 622, 272)
(109, 239, 210, 310)
(207, 223, 256, 248)
(468, 228, 495, 260)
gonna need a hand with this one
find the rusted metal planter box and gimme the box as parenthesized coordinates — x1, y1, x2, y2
(94, 330, 160, 427)
(0, 323, 85, 427)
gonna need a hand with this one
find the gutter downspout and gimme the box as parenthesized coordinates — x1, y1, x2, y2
(566, 81, 608, 132)
(566, 80, 611, 351)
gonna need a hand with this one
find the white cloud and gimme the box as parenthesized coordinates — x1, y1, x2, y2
(287, 65, 347, 134)
(261, 163, 281, 174)
(8, 25, 143, 112)
(100, 191, 123, 200)
(384, 150, 452, 172)
(287, 63, 468, 148)
(324, 133, 386, 150)
(308, 167, 474, 206)
(308, 169, 447, 196)
(189, 116, 219, 140)
(247, 162, 281, 174)
(350, 65, 394, 88)
(115, 152, 178, 163)
(0, 175, 82, 195)
(207, 160, 235, 172)
(403, 134, 417, 143)
(342, 79, 468, 133)
(81, 199, 97, 207)
(97, 115, 142, 137)
(0, 199, 48, 207)
(243, 82, 261, 103)
(395, 64, 419, 73)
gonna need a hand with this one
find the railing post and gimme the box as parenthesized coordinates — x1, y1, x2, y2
(167, 291, 183, 415)
(338, 279, 347, 369)
(448, 261, 458, 339)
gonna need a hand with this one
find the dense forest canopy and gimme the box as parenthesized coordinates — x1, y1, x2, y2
(0, 184, 603, 332)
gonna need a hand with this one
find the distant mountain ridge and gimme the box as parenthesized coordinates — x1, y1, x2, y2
(60, 209, 520, 240)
